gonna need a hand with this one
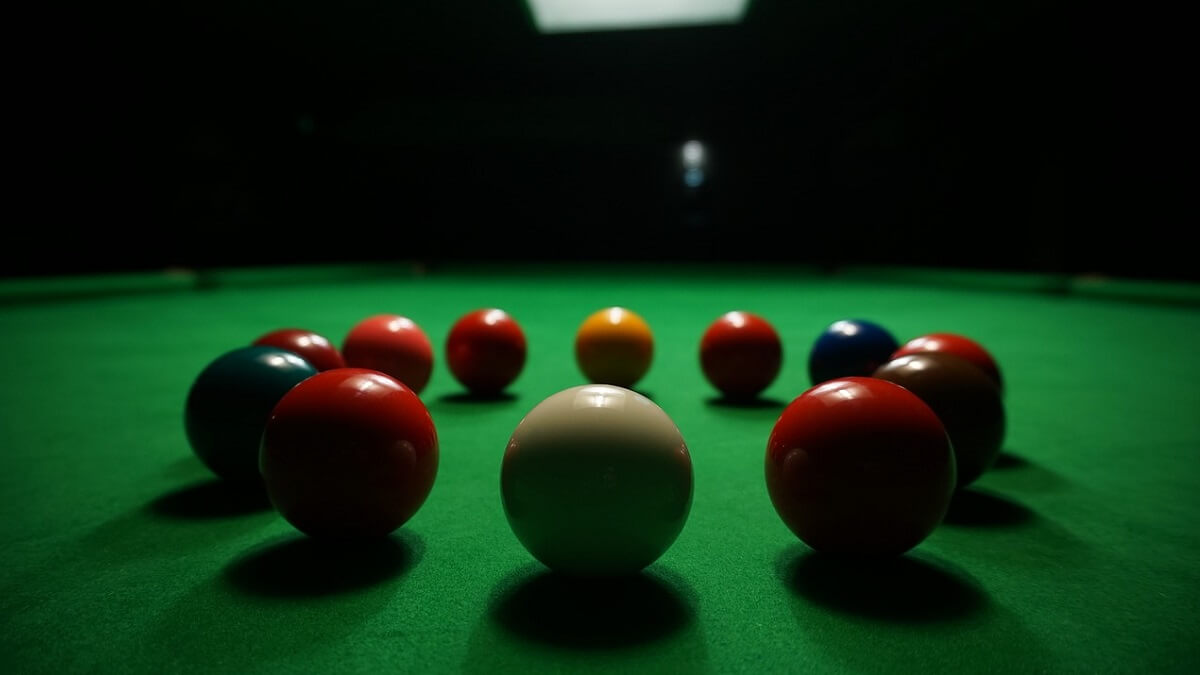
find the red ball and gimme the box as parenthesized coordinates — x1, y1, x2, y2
(765, 377, 955, 555)
(891, 332, 1003, 392)
(342, 315, 434, 394)
(699, 311, 783, 399)
(260, 369, 439, 537)
(445, 308, 527, 395)
(252, 328, 346, 372)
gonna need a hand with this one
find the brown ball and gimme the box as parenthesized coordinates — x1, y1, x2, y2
(872, 352, 1005, 488)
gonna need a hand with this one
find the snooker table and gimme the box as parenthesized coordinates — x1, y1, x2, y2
(2, 262, 1199, 674)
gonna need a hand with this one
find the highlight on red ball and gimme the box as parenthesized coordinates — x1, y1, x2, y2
(699, 310, 783, 400)
(445, 308, 527, 395)
(252, 328, 346, 372)
(342, 314, 435, 394)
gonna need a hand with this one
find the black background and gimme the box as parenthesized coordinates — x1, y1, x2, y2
(12, 1, 1190, 279)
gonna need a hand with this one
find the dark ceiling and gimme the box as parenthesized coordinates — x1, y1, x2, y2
(15, 1, 1187, 279)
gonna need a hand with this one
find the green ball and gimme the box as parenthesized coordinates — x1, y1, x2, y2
(185, 346, 317, 481)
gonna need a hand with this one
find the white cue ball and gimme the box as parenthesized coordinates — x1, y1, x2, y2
(500, 384, 694, 576)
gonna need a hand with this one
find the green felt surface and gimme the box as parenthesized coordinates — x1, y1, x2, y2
(2, 264, 1199, 674)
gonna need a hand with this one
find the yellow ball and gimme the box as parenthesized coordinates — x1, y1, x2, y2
(574, 307, 654, 388)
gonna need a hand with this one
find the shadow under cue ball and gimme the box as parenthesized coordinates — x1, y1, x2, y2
(260, 368, 439, 537)
(500, 384, 693, 576)
(185, 346, 318, 481)
(766, 377, 956, 555)
(872, 352, 1006, 488)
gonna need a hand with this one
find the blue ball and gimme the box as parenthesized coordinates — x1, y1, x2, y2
(807, 319, 899, 386)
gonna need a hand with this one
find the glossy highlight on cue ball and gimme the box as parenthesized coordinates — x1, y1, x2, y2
(445, 308, 527, 395)
(342, 314, 434, 394)
(500, 384, 693, 576)
(891, 332, 1004, 393)
(765, 377, 956, 555)
(575, 307, 654, 389)
(872, 352, 1005, 488)
(699, 310, 783, 400)
(260, 368, 439, 538)
(807, 318, 899, 386)
(184, 346, 318, 482)
(253, 328, 345, 371)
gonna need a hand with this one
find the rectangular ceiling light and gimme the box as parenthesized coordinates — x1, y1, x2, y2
(527, 0, 750, 34)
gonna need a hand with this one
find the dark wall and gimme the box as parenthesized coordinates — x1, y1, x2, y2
(14, 1, 1189, 279)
